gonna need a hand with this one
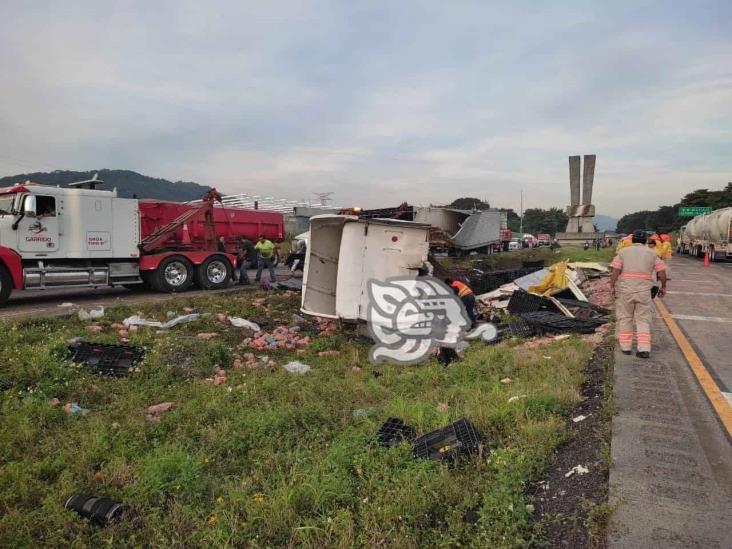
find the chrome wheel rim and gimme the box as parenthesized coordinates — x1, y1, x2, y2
(206, 260, 228, 284)
(164, 261, 188, 287)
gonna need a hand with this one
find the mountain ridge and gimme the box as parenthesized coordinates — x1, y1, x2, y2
(0, 169, 210, 202)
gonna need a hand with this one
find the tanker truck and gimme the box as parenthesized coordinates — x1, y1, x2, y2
(0, 177, 284, 306)
(677, 207, 732, 261)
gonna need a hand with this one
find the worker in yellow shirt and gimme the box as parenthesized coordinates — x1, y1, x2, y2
(660, 234, 673, 260)
(648, 235, 663, 258)
(254, 235, 277, 283)
(616, 234, 632, 252)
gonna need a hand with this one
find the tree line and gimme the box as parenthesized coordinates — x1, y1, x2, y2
(616, 183, 732, 234)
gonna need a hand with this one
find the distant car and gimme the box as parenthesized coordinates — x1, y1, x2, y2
(508, 240, 521, 251)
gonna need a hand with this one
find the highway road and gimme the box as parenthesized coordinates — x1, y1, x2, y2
(609, 254, 732, 548)
(0, 267, 297, 322)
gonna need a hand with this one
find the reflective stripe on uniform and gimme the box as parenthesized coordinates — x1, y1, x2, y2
(620, 272, 652, 280)
(451, 281, 473, 297)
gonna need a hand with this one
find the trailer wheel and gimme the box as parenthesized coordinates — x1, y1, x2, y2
(0, 265, 12, 306)
(153, 256, 194, 293)
(197, 255, 232, 290)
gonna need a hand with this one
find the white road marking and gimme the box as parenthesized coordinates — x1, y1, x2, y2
(724, 393, 732, 407)
(667, 292, 732, 297)
(671, 314, 732, 323)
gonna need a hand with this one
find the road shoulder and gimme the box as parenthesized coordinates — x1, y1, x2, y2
(608, 311, 732, 548)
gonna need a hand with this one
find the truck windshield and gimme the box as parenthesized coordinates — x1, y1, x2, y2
(0, 196, 14, 215)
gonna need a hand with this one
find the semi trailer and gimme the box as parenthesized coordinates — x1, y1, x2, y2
(678, 207, 732, 261)
(0, 178, 284, 306)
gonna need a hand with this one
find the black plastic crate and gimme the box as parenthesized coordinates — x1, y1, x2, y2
(519, 311, 599, 334)
(507, 290, 549, 314)
(68, 342, 145, 377)
(413, 418, 482, 461)
(376, 418, 416, 448)
(504, 318, 536, 338)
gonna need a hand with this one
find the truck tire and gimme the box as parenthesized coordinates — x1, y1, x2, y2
(0, 265, 12, 306)
(197, 255, 232, 290)
(153, 256, 194, 293)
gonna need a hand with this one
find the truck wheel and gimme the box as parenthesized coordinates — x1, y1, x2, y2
(197, 255, 232, 290)
(0, 266, 12, 306)
(154, 256, 194, 293)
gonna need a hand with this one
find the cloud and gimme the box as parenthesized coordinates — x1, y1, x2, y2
(0, 0, 730, 218)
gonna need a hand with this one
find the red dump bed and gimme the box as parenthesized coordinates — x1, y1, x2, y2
(138, 201, 284, 252)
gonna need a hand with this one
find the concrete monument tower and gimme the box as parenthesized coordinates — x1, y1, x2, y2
(556, 154, 598, 244)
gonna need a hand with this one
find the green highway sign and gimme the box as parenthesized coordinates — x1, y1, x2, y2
(678, 206, 712, 217)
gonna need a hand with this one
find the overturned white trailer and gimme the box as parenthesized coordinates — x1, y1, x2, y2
(301, 215, 430, 321)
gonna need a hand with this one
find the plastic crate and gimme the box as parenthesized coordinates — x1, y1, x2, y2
(68, 342, 145, 377)
(376, 418, 416, 448)
(507, 290, 548, 314)
(413, 418, 482, 461)
(519, 311, 599, 334)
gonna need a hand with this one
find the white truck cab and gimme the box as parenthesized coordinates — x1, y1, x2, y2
(0, 184, 139, 261)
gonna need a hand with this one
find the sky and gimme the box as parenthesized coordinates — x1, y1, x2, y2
(1, 1, 730, 218)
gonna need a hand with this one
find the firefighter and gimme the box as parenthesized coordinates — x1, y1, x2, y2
(609, 230, 667, 358)
(445, 278, 477, 328)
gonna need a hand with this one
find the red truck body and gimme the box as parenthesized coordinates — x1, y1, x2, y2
(138, 200, 284, 253)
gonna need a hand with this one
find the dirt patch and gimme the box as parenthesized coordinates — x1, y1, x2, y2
(529, 339, 613, 548)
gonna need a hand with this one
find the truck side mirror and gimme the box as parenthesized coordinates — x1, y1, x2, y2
(23, 195, 37, 217)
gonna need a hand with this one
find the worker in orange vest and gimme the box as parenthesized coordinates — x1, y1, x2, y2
(445, 278, 477, 328)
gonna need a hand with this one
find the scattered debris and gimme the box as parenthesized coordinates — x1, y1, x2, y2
(519, 311, 601, 334)
(352, 407, 377, 419)
(317, 350, 340, 357)
(228, 317, 261, 331)
(63, 402, 90, 416)
(413, 418, 482, 462)
(196, 332, 218, 340)
(564, 464, 589, 478)
(147, 402, 174, 422)
(68, 342, 145, 377)
(58, 302, 75, 308)
(272, 278, 303, 291)
(86, 325, 103, 334)
(49, 398, 60, 407)
(500, 377, 512, 384)
(123, 313, 201, 329)
(436, 347, 459, 364)
(283, 361, 311, 374)
(65, 493, 126, 525)
(572, 415, 588, 423)
(508, 394, 527, 403)
(436, 402, 449, 413)
(78, 306, 105, 321)
(376, 417, 416, 447)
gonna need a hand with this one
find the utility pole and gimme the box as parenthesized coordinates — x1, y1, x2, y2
(519, 190, 524, 235)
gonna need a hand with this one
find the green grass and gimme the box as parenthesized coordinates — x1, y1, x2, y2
(0, 291, 595, 548)
(443, 246, 615, 271)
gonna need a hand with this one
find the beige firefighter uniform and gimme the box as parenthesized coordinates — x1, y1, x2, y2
(611, 244, 666, 352)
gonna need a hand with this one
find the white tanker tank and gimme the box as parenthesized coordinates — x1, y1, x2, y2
(679, 207, 732, 260)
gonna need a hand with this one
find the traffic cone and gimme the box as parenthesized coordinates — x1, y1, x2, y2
(181, 223, 191, 245)
(704, 250, 710, 267)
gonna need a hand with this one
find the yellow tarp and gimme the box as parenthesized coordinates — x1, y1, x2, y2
(528, 260, 570, 296)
